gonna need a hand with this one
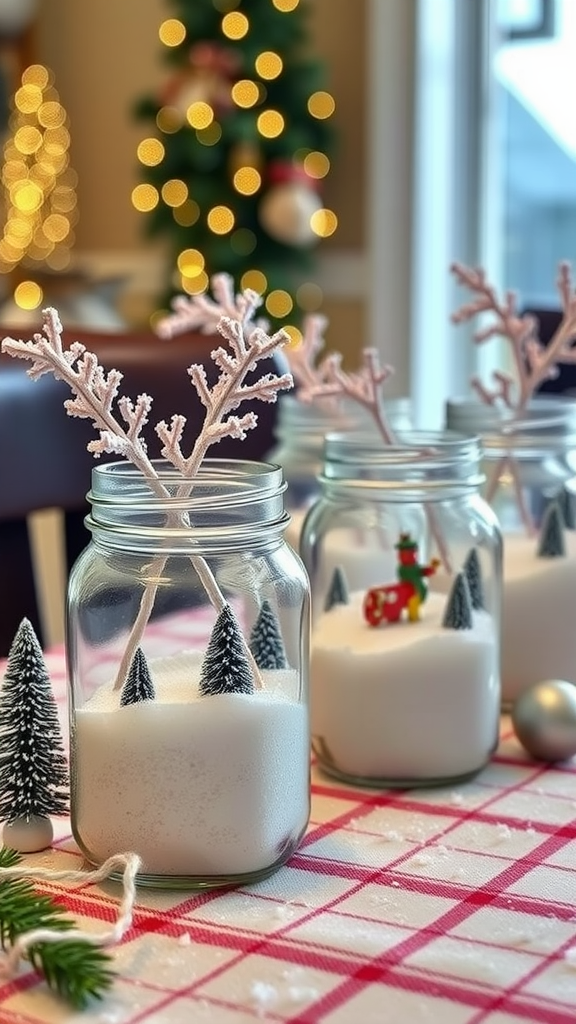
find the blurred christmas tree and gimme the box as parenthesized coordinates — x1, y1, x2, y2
(133, 0, 336, 331)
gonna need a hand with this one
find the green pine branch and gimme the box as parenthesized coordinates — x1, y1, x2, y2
(0, 847, 115, 1009)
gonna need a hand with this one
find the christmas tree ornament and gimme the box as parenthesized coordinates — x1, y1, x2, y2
(259, 163, 323, 247)
(512, 680, 576, 762)
(0, 618, 69, 853)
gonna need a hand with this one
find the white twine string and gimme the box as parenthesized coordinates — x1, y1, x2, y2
(0, 851, 142, 979)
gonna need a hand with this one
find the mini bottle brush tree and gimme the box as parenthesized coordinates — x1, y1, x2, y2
(450, 260, 576, 533)
(0, 618, 69, 853)
(1, 288, 293, 693)
(132, 0, 336, 328)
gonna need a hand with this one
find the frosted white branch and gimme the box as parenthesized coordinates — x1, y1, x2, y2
(451, 259, 576, 412)
(154, 273, 268, 340)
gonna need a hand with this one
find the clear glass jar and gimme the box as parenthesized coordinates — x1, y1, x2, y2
(300, 431, 502, 788)
(446, 395, 576, 705)
(267, 394, 412, 552)
(67, 459, 310, 889)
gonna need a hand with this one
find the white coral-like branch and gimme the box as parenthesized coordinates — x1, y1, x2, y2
(283, 314, 330, 391)
(155, 272, 269, 340)
(298, 348, 396, 443)
(451, 260, 576, 412)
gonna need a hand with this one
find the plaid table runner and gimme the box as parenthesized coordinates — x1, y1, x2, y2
(1, 621, 576, 1023)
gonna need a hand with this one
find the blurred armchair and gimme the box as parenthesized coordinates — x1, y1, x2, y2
(0, 326, 281, 656)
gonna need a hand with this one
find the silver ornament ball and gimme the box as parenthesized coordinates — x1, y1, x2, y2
(512, 679, 576, 762)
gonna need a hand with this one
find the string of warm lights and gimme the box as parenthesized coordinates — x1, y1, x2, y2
(0, 64, 78, 311)
(134, 0, 337, 339)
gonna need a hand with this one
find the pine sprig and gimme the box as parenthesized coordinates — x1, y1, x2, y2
(0, 847, 115, 1009)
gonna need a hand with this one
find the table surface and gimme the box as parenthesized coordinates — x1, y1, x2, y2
(2, 635, 576, 1024)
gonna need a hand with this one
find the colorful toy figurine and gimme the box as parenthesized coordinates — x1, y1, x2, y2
(363, 533, 440, 626)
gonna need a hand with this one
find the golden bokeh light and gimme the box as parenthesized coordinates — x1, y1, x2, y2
(131, 183, 159, 212)
(265, 289, 293, 317)
(14, 125, 42, 155)
(186, 101, 214, 130)
(177, 248, 205, 278)
(42, 126, 71, 155)
(182, 269, 209, 295)
(272, 0, 300, 10)
(37, 101, 66, 129)
(307, 91, 336, 119)
(159, 18, 186, 46)
(256, 109, 284, 138)
(14, 280, 43, 310)
(296, 281, 324, 311)
(310, 208, 338, 237)
(50, 186, 77, 213)
(282, 325, 303, 346)
(241, 269, 267, 293)
(11, 180, 43, 213)
(161, 179, 188, 207)
(156, 106, 183, 134)
(231, 228, 257, 255)
(43, 213, 70, 242)
(137, 137, 165, 166)
(14, 84, 42, 114)
(231, 79, 260, 109)
(222, 11, 249, 38)
(22, 65, 50, 88)
(303, 151, 330, 179)
(233, 166, 262, 195)
(255, 51, 283, 79)
(207, 205, 235, 234)
(196, 122, 222, 145)
(173, 199, 200, 226)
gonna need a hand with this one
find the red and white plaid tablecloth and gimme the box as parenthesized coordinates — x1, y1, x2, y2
(2, 619, 576, 1023)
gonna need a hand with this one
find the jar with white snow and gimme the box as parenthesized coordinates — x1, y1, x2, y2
(67, 459, 310, 889)
(300, 430, 502, 787)
(446, 395, 576, 705)
(266, 393, 412, 552)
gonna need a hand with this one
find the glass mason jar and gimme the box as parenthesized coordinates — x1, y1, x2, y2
(446, 395, 576, 705)
(300, 430, 502, 788)
(266, 393, 412, 552)
(67, 459, 310, 889)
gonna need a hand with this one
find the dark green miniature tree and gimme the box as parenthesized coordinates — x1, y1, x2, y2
(249, 599, 288, 669)
(199, 603, 255, 695)
(537, 501, 566, 558)
(324, 565, 349, 612)
(120, 647, 156, 706)
(442, 572, 473, 630)
(0, 618, 69, 824)
(132, 0, 336, 328)
(462, 547, 484, 611)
